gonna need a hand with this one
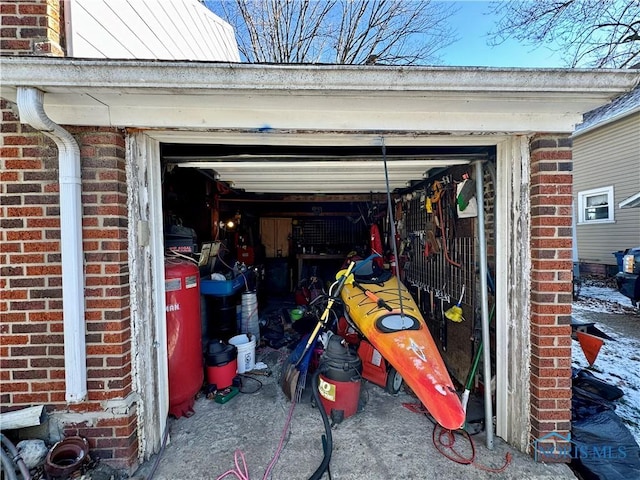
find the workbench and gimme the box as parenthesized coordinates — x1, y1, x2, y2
(296, 253, 345, 282)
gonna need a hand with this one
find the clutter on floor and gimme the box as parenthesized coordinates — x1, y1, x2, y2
(570, 368, 640, 480)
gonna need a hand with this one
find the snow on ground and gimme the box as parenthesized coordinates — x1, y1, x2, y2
(571, 280, 640, 445)
(573, 279, 638, 315)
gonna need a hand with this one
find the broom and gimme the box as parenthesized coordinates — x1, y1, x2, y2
(461, 302, 495, 412)
(461, 273, 496, 412)
(444, 284, 465, 323)
(281, 333, 317, 401)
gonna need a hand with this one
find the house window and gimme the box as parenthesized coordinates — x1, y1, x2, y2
(578, 186, 614, 224)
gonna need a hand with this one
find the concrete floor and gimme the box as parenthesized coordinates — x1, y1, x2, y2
(133, 347, 575, 480)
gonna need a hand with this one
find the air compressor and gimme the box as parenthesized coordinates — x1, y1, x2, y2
(317, 335, 362, 424)
(165, 257, 203, 418)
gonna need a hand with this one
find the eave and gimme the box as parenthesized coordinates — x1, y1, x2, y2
(1, 57, 639, 134)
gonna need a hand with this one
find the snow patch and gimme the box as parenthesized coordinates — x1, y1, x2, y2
(572, 283, 640, 446)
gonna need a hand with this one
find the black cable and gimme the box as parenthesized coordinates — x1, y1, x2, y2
(238, 374, 263, 394)
(308, 367, 332, 480)
(145, 418, 170, 480)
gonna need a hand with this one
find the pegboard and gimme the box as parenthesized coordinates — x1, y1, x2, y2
(398, 168, 481, 382)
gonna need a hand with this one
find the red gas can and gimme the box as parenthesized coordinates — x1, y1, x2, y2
(165, 258, 203, 417)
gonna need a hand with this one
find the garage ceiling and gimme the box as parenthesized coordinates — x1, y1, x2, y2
(162, 144, 491, 194)
(164, 156, 481, 193)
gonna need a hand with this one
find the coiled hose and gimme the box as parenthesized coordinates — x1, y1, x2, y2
(1, 434, 31, 480)
(308, 367, 332, 480)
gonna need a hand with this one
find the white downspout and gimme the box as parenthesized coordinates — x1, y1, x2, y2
(16, 87, 87, 403)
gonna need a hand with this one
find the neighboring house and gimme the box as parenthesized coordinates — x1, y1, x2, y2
(63, 0, 240, 61)
(572, 86, 640, 276)
(2, 0, 640, 475)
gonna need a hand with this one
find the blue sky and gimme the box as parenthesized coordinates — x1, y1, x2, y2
(207, 0, 569, 68)
(441, 1, 567, 68)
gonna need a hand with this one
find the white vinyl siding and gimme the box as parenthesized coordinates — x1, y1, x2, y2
(573, 113, 640, 265)
(65, 0, 240, 62)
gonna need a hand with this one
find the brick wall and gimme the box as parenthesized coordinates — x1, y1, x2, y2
(528, 134, 574, 461)
(1, 0, 64, 56)
(0, 100, 137, 469)
(1, 1, 138, 471)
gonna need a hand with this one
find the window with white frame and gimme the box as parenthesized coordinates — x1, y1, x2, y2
(578, 186, 614, 224)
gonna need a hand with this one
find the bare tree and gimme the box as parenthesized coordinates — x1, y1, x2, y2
(206, 0, 458, 65)
(488, 0, 640, 68)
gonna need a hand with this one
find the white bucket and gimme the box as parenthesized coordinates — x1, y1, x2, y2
(229, 334, 256, 373)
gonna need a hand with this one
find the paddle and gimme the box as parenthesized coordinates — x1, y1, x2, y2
(351, 281, 393, 312)
(281, 261, 356, 401)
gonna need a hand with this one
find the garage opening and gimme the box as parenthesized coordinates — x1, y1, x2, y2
(159, 141, 497, 401)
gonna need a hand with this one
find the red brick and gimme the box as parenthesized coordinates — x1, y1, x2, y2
(531, 216, 572, 227)
(2, 290, 28, 300)
(23, 241, 60, 252)
(1, 382, 30, 392)
(26, 265, 61, 275)
(28, 311, 62, 321)
(26, 218, 60, 228)
(32, 380, 65, 391)
(1, 3, 17, 14)
(7, 230, 42, 241)
(18, 3, 48, 15)
(0, 39, 31, 50)
(530, 150, 572, 161)
(0, 334, 28, 345)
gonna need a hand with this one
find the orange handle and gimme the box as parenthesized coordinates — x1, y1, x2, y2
(357, 282, 393, 311)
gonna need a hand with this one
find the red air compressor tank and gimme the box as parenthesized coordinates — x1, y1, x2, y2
(165, 258, 203, 417)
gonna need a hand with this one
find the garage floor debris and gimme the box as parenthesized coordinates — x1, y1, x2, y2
(133, 346, 574, 480)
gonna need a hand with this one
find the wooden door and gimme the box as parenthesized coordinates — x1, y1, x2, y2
(260, 217, 291, 258)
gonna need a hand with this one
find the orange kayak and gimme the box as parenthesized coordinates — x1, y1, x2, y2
(341, 275, 465, 430)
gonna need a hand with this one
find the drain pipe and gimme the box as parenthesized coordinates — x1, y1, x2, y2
(17, 87, 87, 403)
(474, 160, 494, 450)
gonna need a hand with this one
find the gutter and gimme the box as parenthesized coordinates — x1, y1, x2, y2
(572, 104, 640, 138)
(2, 56, 640, 93)
(16, 87, 87, 403)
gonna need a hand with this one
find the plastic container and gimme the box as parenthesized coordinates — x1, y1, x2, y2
(613, 251, 625, 272)
(229, 334, 256, 373)
(201, 275, 246, 296)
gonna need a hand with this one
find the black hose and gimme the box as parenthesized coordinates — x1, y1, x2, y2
(145, 419, 170, 480)
(0, 434, 30, 480)
(1, 447, 19, 480)
(308, 368, 332, 480)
